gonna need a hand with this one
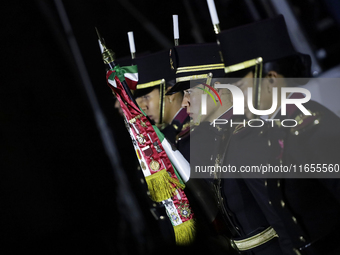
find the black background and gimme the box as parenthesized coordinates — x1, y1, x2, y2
(1, 0, 339, 254)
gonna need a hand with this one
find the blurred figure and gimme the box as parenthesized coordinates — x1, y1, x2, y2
(114, 95, 124, 117)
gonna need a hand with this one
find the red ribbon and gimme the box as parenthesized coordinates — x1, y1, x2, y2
(106, 72, 194, 222)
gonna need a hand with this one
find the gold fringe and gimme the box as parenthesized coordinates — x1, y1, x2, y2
(145, 169, 185, 202)
(174, 219, 196, 245)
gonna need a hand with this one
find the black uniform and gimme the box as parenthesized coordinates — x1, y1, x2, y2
(190, 107, 289, 254)
(214, 114, 289, 255)
(210, 14, 319, 254)
(265, 98, 340, 255)
(161, 107, 190, 162)
(223, 93, 340, 254)
(189, 108, 238, 254)
(223, 117, 297, 255)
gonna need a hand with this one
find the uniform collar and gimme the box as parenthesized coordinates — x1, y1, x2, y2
(172, 108, 188, 124)
(210, 106, 233, 125)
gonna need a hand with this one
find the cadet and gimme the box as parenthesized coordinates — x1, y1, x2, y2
(106, 55, 178, 251)
(166, 42, 235, 176)
(167, 41, 289, 255)
(218, 15, 340, 255)
(166, 42, 244, 254)
(129, 50, 191, 161)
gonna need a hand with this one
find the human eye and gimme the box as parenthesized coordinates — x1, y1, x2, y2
(184, 89, 192, 95)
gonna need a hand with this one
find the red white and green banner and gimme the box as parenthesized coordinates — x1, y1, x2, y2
(106, 67, 195, 245)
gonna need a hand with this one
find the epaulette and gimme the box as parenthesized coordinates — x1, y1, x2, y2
(290, 110, 322, 135)
(233, 121, 249, 134)
(177, 121, 190, 141)
(213, 107, 237, 133)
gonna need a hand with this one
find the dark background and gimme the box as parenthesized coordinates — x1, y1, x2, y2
(1, 0, 339, 254)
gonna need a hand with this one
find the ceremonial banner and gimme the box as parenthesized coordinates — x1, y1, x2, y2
(106, 67, 195, 245)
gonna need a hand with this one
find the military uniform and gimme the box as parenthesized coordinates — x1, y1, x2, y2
(161, 108, 190, 161)
(113, 57, 176, 249)
(190, 108, 234, 179)
(188, 106, 244, 255)
(127, 50, 192, 162)
(166, 43, 243, 254)
(223, 94, 340, 255)
(190, 107, 288, 255)
(223, 119, 297, 255)
(216, 14, 340, 255)
(264, 97, 340, 255)
(165, 39, 290, 253)
(213, 115, 290, 255)
(211, 15, 316, 254)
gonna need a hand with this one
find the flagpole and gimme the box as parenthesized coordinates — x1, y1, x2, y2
(96, 28, 141, 113)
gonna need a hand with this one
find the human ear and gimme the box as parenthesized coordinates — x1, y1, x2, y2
(168, 94, 175, 103)
(265, 71, 279, 93)
(266, 71, 278, 84)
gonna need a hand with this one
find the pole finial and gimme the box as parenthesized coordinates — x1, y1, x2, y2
(95, 27, 115, 64)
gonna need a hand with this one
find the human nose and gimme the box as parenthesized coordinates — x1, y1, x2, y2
(182, 94, 190, 108)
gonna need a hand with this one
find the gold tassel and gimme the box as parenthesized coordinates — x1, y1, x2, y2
(145, 169, 185, 202)
(174, 219, 196, 245)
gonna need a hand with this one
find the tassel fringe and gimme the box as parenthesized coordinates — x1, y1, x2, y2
(174, 219, 196, 245)
(145, 169, 185, 202)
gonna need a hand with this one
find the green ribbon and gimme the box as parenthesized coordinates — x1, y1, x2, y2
(110, 64, 138, 82)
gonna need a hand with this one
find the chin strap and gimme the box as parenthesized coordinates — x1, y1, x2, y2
(158, 80, 166, 125)
(194, 72, 214, 126)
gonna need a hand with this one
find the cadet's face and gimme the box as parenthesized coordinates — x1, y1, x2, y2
(136, 88, 160, 124)
(182, 85, 215, 123)
(182, 89, 191, 114)
(186, 86, 202, 123)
